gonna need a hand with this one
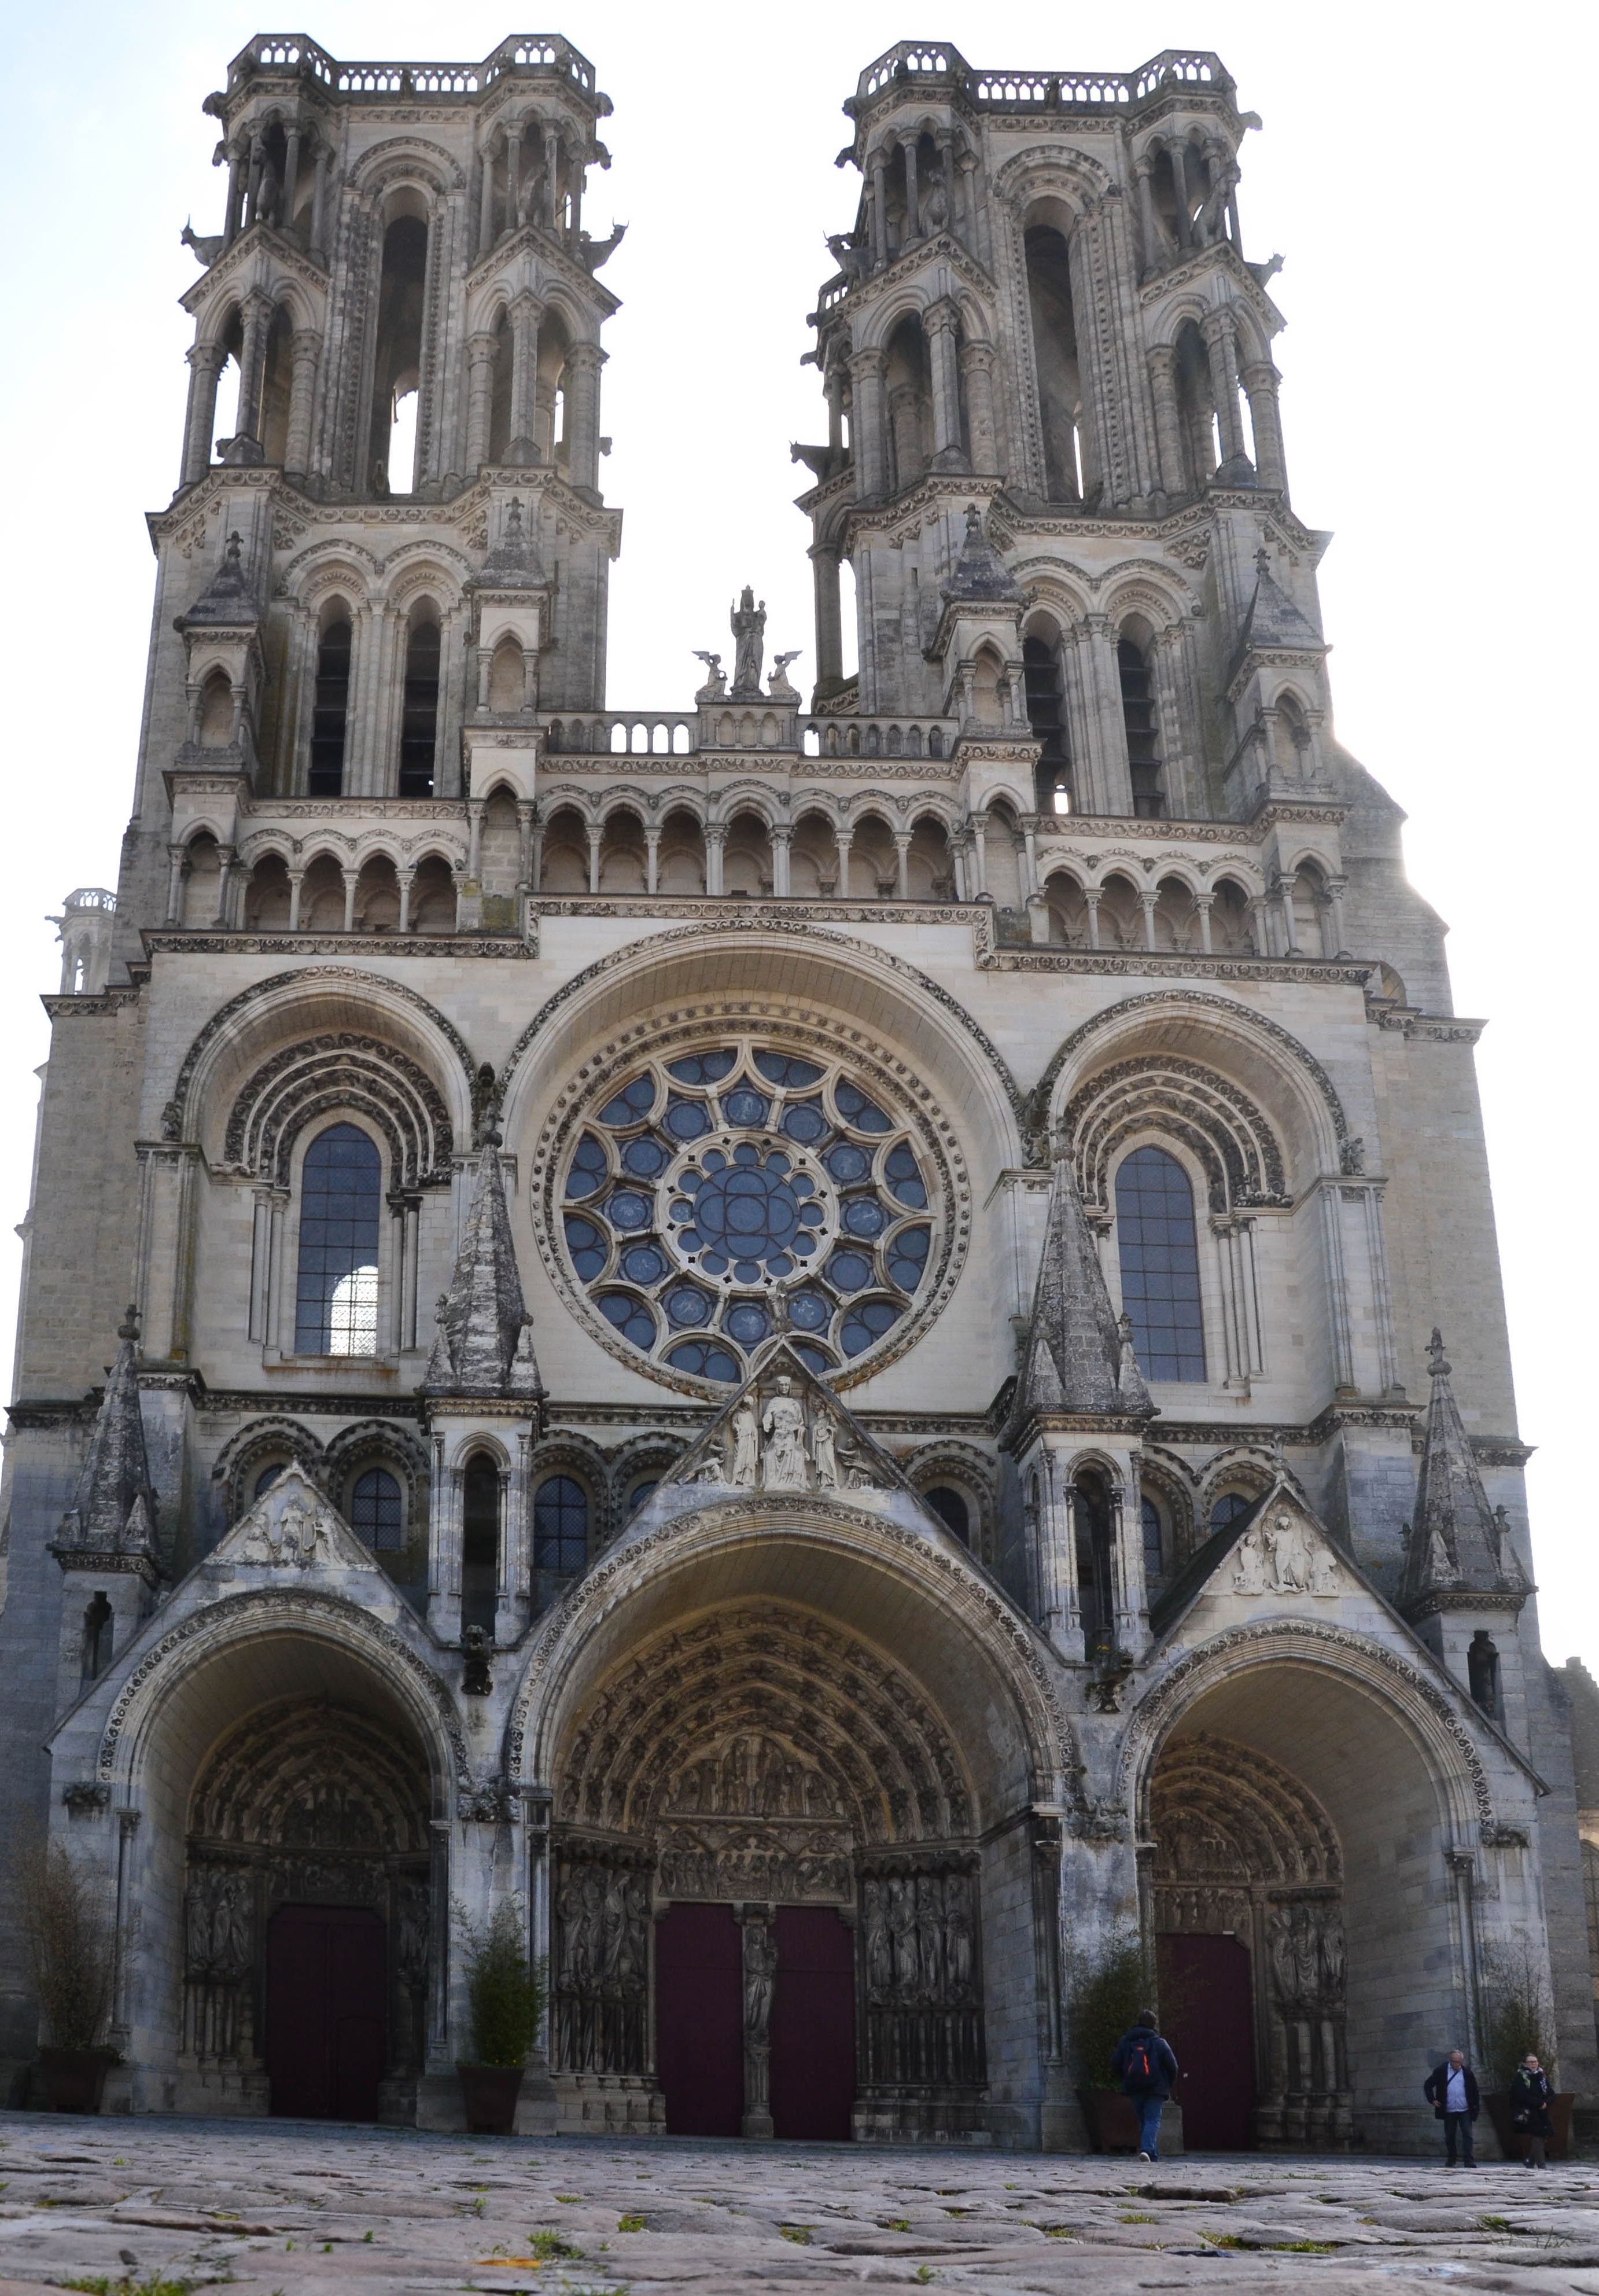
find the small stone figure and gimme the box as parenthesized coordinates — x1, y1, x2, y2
(731, 1396, 760, 1489)
(1231, 1522, 1269, 1594)
(743, 1921, 778, 2039)
(826, 230, 867, 285)
(692, 650, 726, 698)
(730, 587, 767, 697)
(761, 1375, 809, 1489)
(462, 1625, 494, 1697)
(810, 1408, 839, 1491)
(768, 650, 802, 700)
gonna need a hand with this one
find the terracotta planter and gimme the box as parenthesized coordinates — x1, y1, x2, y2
(38, 2047, 116, 2115)
(458, 2063, 524, 2135)
(1484, 2090, 1575, 2161)
(1077, 2086, 1143, 2154)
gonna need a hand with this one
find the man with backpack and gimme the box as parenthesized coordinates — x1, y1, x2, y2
(1112, 2009, 1180, 2161)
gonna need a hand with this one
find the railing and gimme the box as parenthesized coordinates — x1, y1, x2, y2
(230, 32, 597, 100)
(853, 43, 1228, 113)
(804, 718, 956, 763)
(62, 887, 117, 912)
(544, 713, 697, 757)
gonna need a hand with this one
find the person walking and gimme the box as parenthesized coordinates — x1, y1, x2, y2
(1423, 2048, 1480, 2165)
(1112, 2008, 1179, 2162)
(1509, 2054, 1554, 2168)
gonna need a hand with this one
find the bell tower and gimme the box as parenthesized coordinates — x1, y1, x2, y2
(797, 44, 1309, 832)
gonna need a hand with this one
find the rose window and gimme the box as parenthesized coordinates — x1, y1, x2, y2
(557, 1042, 941, 1387)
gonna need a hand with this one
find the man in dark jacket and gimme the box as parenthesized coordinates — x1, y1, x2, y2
(1423, 2048, 1481, 2165)
(1112, 2010, 1180, 2161)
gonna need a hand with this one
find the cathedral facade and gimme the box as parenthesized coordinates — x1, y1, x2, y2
(1, 32, 1591, 2151)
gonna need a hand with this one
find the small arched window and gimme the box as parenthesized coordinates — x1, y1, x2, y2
(626, 1479, 658, 1516)
(310, 616, 352, 796)
(399, 615, 440, 796)
(462, 1453, 500, 1634)
(1073, 1468, 1117, 1659)
(351, 1466, 404, 1550)
(294, 1123, 381, 1357)
(1118, 637, 1164, 818)
(1115, 1146, 1205, 1382)
(1209, 1490, 1254, 1538)
(253, 1462, 285, 1500)
(81, 1592, 113, 1686)
(533, 1474, 588, 1573)
(925, 1485, 971, 1546)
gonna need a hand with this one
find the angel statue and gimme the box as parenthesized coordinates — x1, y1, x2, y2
(768, 650, 802, 700)
(692, 650, 727, 698)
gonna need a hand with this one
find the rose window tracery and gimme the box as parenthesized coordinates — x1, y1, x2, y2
(557, 1041, 942, 1388)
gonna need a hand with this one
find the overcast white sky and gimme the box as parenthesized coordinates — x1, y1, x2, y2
(1, 0, 1592, 1662)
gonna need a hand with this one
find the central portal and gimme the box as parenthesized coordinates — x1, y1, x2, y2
(549, 1600, 988, 2139)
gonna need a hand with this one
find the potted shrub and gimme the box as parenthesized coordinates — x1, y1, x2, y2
(456, 1899, 544, 2135)
(1067, 1931, 1152, 2154)
(16, 1835, 118, 2113)
(1479, 1940, 1572, 2159)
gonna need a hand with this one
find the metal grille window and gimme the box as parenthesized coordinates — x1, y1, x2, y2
(351, 1466, 404, 1551)
(1115, 1145, 1206, 1382)
(534, 1475, 588, 1574)
(294, 1123, 381, 1356)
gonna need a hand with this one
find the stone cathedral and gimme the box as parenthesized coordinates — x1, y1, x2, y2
(1, 32, 1591, 2152)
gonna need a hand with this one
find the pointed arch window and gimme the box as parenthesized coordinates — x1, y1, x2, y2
(462, 1452, 500, 1633)
(399, 612, 440, 796)
(1118, 637, 1165, 818)
(1023, 634, 1073, 812)
(352, 1466, 404, 1551)
(309, 615, 351, 795)
(1115, 1145, 1205, 1381)
(294, 1123, 381, 1356)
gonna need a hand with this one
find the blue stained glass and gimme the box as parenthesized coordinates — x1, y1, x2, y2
(668, 1050, 736, 1085)
(835, 1080, 890, 1132)
(622, 1135, 669, 1178)
(702, 1250, 728, 1274)
(1115, 1146, 1206, 1382)
(794, 1344, 832, 1375)
(681, 1153, 807, 1270)
(599, 1292, 655, 1348)
(787, 1289, 831, 1331)
(755, 1051, 824, 1087)
(841, 1297, 902, 1356)
(827, 1249, 871, 1293)
(668, 1339, 739, 1381)
(725, 1300, 771, 1346)
(665, 1285, 712, 1328)
(887, 1225, 931, 1290)
(621, 1243, 666, 1285)
(791, 1235, 816, 1258)
(564, 1215, 607, 1281)
(566, 1132, 609, 1198)
(664, 1097, 710, 1140)
(295, 1123, 381, 1357)
(798, 1201, 824, 1227)
(825, 1142, 869, 1183)
(607, 1190, 652, 1232)
(843, 1197, 886, 1238)
(886, 1143, 927, 1207)
(723, 1087, 769, 1127)
(782, 1099, 828, 1144)
(599, 1073, 657, 1126)
(734, 1259, 762, 1283)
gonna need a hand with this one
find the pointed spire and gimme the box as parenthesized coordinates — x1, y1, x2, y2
(1399, 1328, 1521, 1610)
(1017, 1156, 1153, 1420)
(179, 529, 257, 625)
(943, 502, 1020, 603)
(424, 1147, 542, 1397)
(57, 1308, 159, 1558)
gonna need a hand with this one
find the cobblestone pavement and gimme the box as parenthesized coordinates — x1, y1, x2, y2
(3, 2115, 1599, 2295)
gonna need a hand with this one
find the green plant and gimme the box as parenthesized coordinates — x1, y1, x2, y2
(617, 2214, 646, 2232)
(779, 2225, 812, 2244)
(14, 1832, 116, 2051)
(456, 1898, 546, 2069)
(915, 2269, 935, 2285)
(1479, 1938, 1557, 2091)
(62, 2279, 196, 2296)
(528, 2229, 581, 2260)
(1064, 1929, 1155, 2088)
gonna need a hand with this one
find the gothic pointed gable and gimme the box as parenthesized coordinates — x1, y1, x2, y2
(1016, 1155, 1154, 1423)
(1228, 548, 1325, 686)
(209, 1464, 379, 1574)
(423, 1144, 542, 1398)
(662, 1343, 909, 1502)
(1399, 1330, 1526, 1613)
(943, 502, 1021, 605)
(1149, 1476, 1356, 1640)
(56, 1309, 159, 1561)
(176, 528, 259, 631)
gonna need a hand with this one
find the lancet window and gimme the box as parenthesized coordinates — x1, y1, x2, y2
(294, 1123, 381, 1357)
(309, 613, 352, 795)
(398, 609, 441, 796)
(533, 1474, 588, 1574)
(1118, 636, 1165, 818)
(1115, 1145, 1206, 1382)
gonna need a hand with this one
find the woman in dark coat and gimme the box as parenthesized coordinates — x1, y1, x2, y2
(1509, 2053, 1554, 2168)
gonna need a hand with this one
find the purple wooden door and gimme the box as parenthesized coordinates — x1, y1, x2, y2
(265, 1904, 387, 2122)
(654, 1902, 743, 2136)
(1158, 1931, 1257, 2150)
(770, 1905, 856, 2141)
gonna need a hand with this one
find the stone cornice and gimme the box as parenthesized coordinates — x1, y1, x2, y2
(142, 930, 535, 959)
(463, 220, 621, 320)
(812, 229, 997, 336)
(179, 219, 329, 318)
(1138, 237, 1285, 338)
(1368, 1005, 1487, 1045)
(155, 462, 623, 557)
(42, 985, 143, 1021)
